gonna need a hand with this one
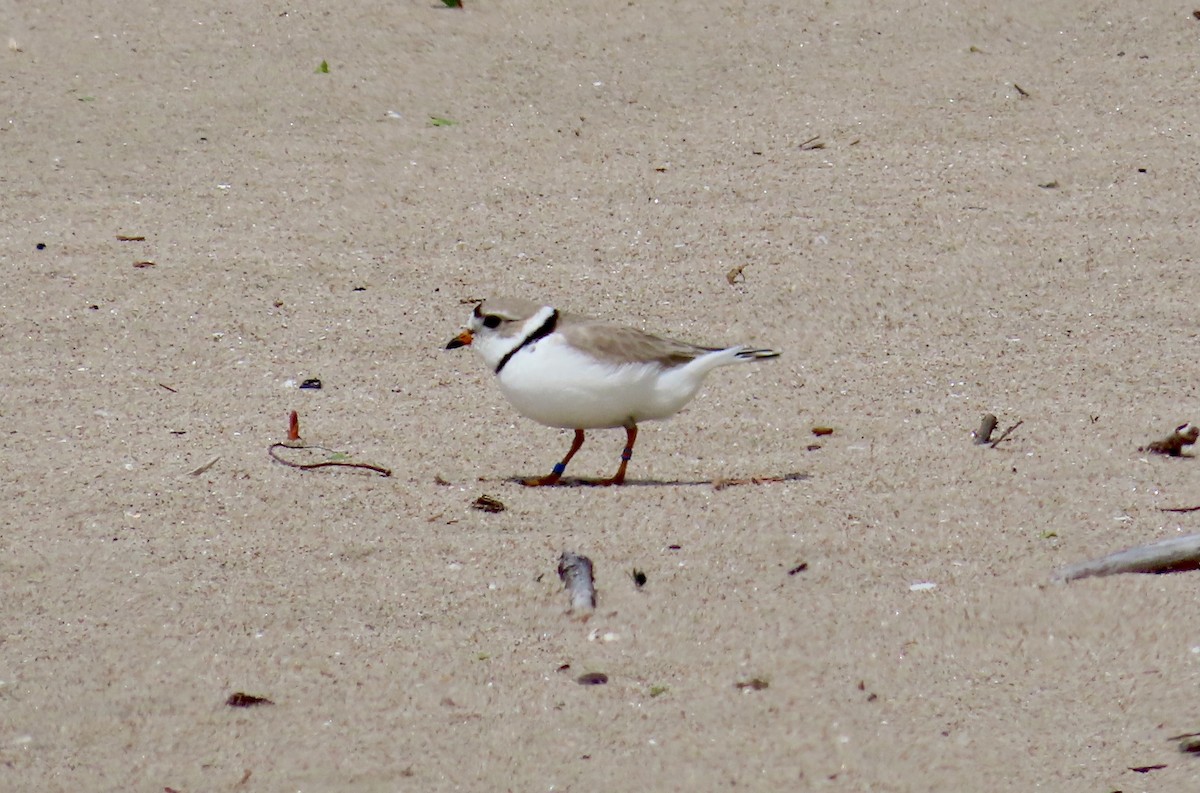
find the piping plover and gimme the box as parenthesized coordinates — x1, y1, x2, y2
(445, 298, 780, 486)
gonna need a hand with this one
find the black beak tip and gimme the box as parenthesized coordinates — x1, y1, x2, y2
(445, 338, 464, 350)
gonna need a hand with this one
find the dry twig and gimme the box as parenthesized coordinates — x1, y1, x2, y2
(268, 444, 392, 476)
(269, 411, 391, 476)
(990, 420, 1023, 448)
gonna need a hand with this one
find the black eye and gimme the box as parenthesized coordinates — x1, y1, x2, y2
(482, 314, 502, 329)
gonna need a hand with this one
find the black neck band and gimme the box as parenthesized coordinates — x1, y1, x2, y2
(495, 310, 559, 375)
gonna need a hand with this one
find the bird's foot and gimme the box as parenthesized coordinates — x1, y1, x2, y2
(523, 462, 568, 487)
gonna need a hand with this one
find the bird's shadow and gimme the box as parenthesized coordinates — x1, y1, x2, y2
(498, 472, 810, 488)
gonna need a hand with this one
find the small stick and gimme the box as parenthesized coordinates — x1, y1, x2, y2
(990, 420, 1023, 448)
(1052, 533, 1200, 582)
(188, 456, 221, 476)
(557, 551, 596, 611)
(267, 444, 392, 476)
(1161, 505, 1200, 513)
(712, 472, 807, 490)
(1167, 730, 1200, 741)
(972, 414, 998, 444)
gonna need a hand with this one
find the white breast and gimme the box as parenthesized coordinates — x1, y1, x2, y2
(495, 334, 706, 429)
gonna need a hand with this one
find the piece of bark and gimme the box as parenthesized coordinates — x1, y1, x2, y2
(557, 551, 596, 611)
(1052, 533, 1200, 582)
(471, 494, 506, 513)
(226, 692, 273, 707)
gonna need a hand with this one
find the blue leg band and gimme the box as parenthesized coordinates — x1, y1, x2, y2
(552, 462, 567, 475)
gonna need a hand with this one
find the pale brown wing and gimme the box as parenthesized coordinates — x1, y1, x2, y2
(558, 321, 717, 368)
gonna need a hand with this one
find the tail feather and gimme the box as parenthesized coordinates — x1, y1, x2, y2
(734, 347, 781, 361)
(687, 345, 781, 377)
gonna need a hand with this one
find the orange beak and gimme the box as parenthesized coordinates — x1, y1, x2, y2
(445, 329, 473, 349)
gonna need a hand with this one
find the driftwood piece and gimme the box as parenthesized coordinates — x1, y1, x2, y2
(1141, 422, 1199, 457)
(1052, 533, 1200, 583)
(972, 414, 998, 445)
(971, 413, 1022, 448)
(557, 551, 596, 611)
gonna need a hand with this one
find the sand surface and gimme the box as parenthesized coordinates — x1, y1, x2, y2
(4, 1, 1200, 790)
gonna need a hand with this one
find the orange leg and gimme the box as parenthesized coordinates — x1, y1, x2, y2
(523, 429, 586, 487)
(598, 425, 638, 486)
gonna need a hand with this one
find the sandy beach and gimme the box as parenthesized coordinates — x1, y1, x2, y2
(3, 1, 1200, 790)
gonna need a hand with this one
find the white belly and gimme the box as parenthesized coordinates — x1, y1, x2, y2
(495, 335, 705, 429)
